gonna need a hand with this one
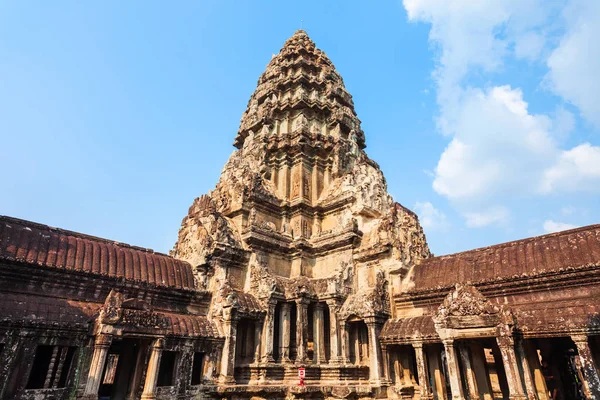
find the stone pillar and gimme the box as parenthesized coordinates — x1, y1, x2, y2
(253, 320, 263, 364)
(459, 343, 480, 400)
(514, 338, 537, 400)
(392, 351, 402, 384)
(381, 345, 391, 384)
(523, 341, 549, 400)
(219, 310, 239, 383)
(497, 336, 527, 400)
(262, 301, 276, 362)
(442, 339, 464, 400)
(279, 303, 291, 363)
(300, 165, 309, 201)
(413, 342, 431, 398)
(471, 342, 493, 400)
(339, 320, 349, 364)
(313, 303, 326, 364)
(311, 163, 318, 203)
(281, 162, 290, 199)
(571, 334, 600, 400)
(141, 338, 165, 400)
(428, 346, 448, 400)
(295, 299, 309, 363)
(82, 334, 113, 400)
(326, 300, 341, 363)
(366, 320, 383, 384)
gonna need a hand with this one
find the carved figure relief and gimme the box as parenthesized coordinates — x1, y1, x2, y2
(291, 171, 301, 199)
(303, 176, 310, 199)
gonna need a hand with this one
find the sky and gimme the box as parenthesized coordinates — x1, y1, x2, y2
(1, 1, 598, 257)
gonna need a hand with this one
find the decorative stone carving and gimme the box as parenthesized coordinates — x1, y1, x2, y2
(434, 284, 514, 330)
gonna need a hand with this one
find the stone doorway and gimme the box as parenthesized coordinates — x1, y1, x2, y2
(348, 319, 369, 366)
(530, 338, 586, 400)
(98, 338, 149, 400)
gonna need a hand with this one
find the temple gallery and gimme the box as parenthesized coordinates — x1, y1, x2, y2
(1, 30, 599, 400)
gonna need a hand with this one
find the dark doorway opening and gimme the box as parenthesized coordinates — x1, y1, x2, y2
(98, 338, 148, 400)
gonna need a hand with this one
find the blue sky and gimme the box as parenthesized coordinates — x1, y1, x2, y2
(1, 1, 598, 256)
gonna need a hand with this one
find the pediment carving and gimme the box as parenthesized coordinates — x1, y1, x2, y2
(434, 284, 514, 329)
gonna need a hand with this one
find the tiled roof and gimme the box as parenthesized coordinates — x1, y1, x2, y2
(0, 216, 196, 290)
(164, 313, 221, 338)
(379, 316, 438, 342)
(412, 224, 600, 291)
(0, 291, 221, 338)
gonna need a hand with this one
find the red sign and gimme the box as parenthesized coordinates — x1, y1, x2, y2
(298, 367, 306, 386)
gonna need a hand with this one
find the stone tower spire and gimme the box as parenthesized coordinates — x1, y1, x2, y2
(173, 29, 430, 314)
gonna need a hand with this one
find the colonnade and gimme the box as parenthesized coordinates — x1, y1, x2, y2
(260, 299, 338, 365)
(385, 334, 600, 400)
(82, 334, 217, 400)
(216, 297, 385, 384)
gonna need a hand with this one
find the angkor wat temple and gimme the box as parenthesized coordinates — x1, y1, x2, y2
(1, 30, 599, 400)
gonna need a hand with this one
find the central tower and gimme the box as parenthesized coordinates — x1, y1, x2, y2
(173, 30, 430, 396)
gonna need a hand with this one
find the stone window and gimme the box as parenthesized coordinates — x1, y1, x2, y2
(26, 345, 76, 389)
(157, 351, 178, 387)
(191, 352, 204, 385)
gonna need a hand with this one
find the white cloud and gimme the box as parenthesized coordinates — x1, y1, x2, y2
(432, 85, 557, 201)
(545, 1, 600, 127)
(403, 0, 600, 231)
(543, 219, 578, 233)
(414, 201, 449, 231)
(464, 206, 510, 228)
(541, 143, 600, 193)
(403, 0, 556, 133)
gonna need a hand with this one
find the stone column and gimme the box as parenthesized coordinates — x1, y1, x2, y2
(326, 300, 341, 363)
(571, 335, 600, 400)
(339, 320, 349, 364)
(219, 310, 239, 383)
(523, 341, 549, 400)
(392, 351, 402, 384)
(82, 334, 113, 400)
(413, 342, 431, 398)
(459, 343, 480, 400)
(281, 162, 290, 199)
(428, 346, 448, 400)
(311, 163, 318, 203)
(313, 303, 326, 364)
(295, 299, 309, 363)
(496, 336, 527, 400)
(471, 342, 493, 400)
(253, 320, 263, 364)
(442, 339, 464, 400)
(280, 303, 291, 363)
(141, 338, 165, 400)
(262, 301, 276, 363)
(514, 338, 537, 400)
(366, 320, 383, 384)
(381, 345, 391, 384)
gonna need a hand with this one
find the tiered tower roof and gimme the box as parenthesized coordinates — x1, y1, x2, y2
(234, 30, 365, 150)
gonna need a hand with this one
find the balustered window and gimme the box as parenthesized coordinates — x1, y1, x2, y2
(26, 345, 76, 389)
